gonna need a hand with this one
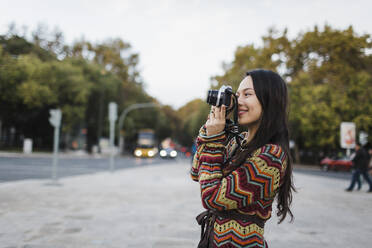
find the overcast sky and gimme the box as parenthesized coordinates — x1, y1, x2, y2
(1, 0, 371, 109)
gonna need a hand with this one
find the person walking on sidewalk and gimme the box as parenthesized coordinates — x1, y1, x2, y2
(348, 149, 362, 190)
(346, 143, 372, 192)
(191, 69, 295, 248)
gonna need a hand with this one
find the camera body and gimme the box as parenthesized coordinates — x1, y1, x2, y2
(206, 85, 241, 144)
(206, 85, 233, 107)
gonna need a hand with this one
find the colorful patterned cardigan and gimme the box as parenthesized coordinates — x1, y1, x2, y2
(191, 127, 287, 248)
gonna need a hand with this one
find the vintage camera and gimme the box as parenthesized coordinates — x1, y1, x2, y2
(206, 85, 233, 107)
(206, 85, 240, 138)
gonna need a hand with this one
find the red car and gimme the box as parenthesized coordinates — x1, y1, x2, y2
(320, 156, 353, 171)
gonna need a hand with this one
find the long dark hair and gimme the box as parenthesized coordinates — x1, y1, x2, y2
(234, 69, 295, 223)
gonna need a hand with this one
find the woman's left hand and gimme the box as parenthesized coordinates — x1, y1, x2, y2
(206, 105, 226, 136)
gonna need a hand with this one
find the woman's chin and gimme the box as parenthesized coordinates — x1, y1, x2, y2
(238, 117, 248, 125)
(238, 117, 257, 127)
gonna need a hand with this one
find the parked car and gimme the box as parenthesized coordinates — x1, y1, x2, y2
(159, 148, 178, 159)
(320, 156, 352, 171)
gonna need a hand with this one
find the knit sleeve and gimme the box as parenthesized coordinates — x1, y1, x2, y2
(199, 144, 287, 211)
(190, 125, 227, 182)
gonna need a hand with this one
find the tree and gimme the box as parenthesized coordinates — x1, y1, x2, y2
(0, 24, 157, 151)
(68, 38, 153, 151)
(176, 99, 209, 146)
(288, 25, 372, 158)
(179, 25, 372, 162)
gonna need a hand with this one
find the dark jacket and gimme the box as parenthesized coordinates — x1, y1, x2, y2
(352, 147, 371, 171)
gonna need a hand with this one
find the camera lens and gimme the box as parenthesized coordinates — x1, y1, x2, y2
(206, 90, 219, 106)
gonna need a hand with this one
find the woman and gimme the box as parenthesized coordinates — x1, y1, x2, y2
(191, 69, 295, 248)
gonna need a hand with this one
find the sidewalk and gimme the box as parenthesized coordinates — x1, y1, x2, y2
(0, 162, 371, 248)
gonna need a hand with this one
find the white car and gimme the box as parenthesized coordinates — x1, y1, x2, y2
(159, 148, 178, 159)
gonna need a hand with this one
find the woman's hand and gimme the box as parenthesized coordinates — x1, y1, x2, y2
(206, 105, 226, 136)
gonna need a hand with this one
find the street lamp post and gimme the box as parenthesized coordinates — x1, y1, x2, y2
(108, 102, 118, 172)
(118, 103, 158, 155)
(48, 109, 62, 184)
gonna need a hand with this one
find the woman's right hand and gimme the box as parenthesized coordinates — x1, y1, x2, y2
(206, 105, 226, 136)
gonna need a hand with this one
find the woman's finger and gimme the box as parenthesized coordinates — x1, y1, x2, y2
(210, 106, 216, 118)
(213, 107, 219, 119)
(214, 105, 223, 119)
(220, 105, 226, 119)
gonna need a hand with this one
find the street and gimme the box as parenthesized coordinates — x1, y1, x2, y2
(0, 155, 179, 182)
(0, 153, 353, 183)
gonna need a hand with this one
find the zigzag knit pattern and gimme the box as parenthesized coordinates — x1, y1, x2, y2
(191, 127, 287, 248)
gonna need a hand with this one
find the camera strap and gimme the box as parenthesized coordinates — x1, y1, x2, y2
(224, 120, 243, 165)
(224, 95, 243, 149)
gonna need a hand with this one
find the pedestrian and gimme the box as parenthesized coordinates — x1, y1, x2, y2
(191, 69, 295, 248)
(348, 149, 362, 190)
(190, 140, 197, 164)
(369, 147, 372, 177)
(345, 143, 372, 192)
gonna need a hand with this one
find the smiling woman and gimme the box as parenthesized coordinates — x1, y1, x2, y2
(191, 69, 295, 248)
(235, 75, 263, 138)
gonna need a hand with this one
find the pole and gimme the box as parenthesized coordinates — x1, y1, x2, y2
(52, 125, 60, 181)
(108, 102, 118, 172)
(48, 108, 62, 186)
(109, 120, 115, 172)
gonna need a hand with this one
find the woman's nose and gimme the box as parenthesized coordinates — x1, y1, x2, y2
(237, 96, 243, 106)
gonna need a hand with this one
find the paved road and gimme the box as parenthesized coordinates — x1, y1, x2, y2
(294, 166, 351, 181)
(0, 155, 183, 182)
(0, 153, 354, 184)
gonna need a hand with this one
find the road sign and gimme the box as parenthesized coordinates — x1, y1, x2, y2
(49, 109, 62, 127)
(109, 102, 118, 122)
(340, 122, 356, 149)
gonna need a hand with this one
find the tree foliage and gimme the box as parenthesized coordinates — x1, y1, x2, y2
(179, 25, 372, 161)
(0, 24, 174, 151)
(2, 24, 372, 158)
(287, 26, 372, 157)
(175, 99, 209, 146)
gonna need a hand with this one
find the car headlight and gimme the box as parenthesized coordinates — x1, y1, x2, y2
(170, 150, 177, 157)
(135, 150, 142, 157)
(148, 150, 155, 157)
(160, 150, 167, 157)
